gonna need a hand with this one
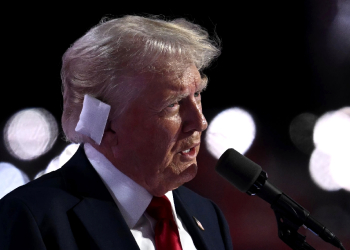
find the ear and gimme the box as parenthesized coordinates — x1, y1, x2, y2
(100, 120, 118, 147)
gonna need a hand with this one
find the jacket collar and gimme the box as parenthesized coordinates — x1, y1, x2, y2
(173, 188, 214, 250)
(60, 145, 140, 250)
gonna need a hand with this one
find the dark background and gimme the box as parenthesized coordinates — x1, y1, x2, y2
(1, 1, 349, 249)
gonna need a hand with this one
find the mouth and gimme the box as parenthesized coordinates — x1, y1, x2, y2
(180, 147, 196, 156)
(179, 142, 200, 158)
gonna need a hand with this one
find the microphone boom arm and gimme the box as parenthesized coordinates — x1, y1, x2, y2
(249, 170, 316, 249)
(270, 192, 316, 250)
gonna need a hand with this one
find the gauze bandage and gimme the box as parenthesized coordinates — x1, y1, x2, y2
(75, 95, 111, 145)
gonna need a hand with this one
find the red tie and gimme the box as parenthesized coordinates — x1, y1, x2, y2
(146, 195, 183, 250)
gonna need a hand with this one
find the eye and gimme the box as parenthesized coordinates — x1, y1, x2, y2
(167, 102, 178, 108)
(194, 92, 200, 97)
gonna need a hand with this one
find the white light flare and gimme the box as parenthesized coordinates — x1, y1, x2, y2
(309, 148, 342, 191)
(4, 108, 58, 161)
(313, 108, 350, 155)
(35, 143, 80, 179)
(0, 162, 29, 199)
(310, 107, 350, 191)
(205, 107, 256, 159)
(330, 154, 350, 192)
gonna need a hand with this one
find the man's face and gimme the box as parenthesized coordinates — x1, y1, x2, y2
(111, 64, 208, 196)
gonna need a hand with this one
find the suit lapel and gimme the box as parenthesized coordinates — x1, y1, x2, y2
(72, 198, 140, 250)
(61, 146, 140, 250)
(173, 190, 214, 250)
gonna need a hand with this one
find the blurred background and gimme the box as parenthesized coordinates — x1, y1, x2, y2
(1, 1, 349, 249)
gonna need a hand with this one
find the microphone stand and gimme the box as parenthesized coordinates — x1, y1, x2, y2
(249, 171, 345, 250)
(271, 194, 316, 250)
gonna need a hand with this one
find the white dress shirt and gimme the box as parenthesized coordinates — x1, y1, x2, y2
(84, 143, 197, 250)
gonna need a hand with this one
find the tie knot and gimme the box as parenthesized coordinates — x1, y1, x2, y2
(146, 195, 174, 221)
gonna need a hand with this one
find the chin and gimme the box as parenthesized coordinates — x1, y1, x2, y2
(151, 163, 198, 196)
(176, 162, 198, 184)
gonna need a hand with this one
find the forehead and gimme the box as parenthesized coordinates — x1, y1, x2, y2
(149, 64, 204, 92)
(123, 64, 206, 112)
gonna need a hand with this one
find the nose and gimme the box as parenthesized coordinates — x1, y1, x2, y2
(182, 101, 208, 133)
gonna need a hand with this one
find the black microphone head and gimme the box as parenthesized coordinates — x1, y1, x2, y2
(215, 148, 262, 193)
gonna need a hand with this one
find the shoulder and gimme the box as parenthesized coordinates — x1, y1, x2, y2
(0, 145, 88, 208)
(2, 169, 63, 198)
(0, 168, 78, 217)
(174, 186, 233, 250)
(174, 186, 228, 226)
(174, 185, 218, 210)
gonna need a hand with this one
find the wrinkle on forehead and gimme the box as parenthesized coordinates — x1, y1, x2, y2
(170, 65, 205, 88)
(130, 64, 206, 108)
(133, 61, 202, 86)
(162, 65, 207, 101)
(165, 78, 207, 101)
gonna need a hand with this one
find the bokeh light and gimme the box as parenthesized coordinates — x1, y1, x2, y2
(313, 108, 350, 154)
(329, 154, 350, 191)
(0, 162, 29, 199)
(289, 113, 318, 154)
(327, 0, 350, 64)
(309, 148, 342, 191)
(205, 107, 256, 159)
(3, 108, 58, 161)
(35, 143, 79, 179)
(309, 107, 350, 192)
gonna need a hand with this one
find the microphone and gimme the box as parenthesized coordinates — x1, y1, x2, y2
(216, 148, 346, 250)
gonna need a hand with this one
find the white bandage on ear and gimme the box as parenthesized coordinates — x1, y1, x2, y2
(75, 94, 111, 145)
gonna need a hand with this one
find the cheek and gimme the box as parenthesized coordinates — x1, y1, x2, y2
(155, 116, 182, 145)
(144, 118, 182, 160)
(123, 108, 183, 161)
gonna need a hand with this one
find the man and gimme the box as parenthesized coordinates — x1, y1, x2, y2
(0, 15, 233, 249)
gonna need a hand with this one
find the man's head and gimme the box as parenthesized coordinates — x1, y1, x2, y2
(61, 15, 221, 195)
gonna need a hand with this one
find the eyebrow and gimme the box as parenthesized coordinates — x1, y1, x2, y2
(164, 77, 208, 104)
(200, 76, 208, 91)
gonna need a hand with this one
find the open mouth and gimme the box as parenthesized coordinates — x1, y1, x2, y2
(180, 147, 196, 156)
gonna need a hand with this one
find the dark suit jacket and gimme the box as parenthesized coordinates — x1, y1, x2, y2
(0, 146, 233, 250)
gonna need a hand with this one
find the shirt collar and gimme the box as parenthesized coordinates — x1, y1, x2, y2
(84, 143, 153, 228)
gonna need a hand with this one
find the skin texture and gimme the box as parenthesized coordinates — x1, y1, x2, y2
(96, 64, 208, 196)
